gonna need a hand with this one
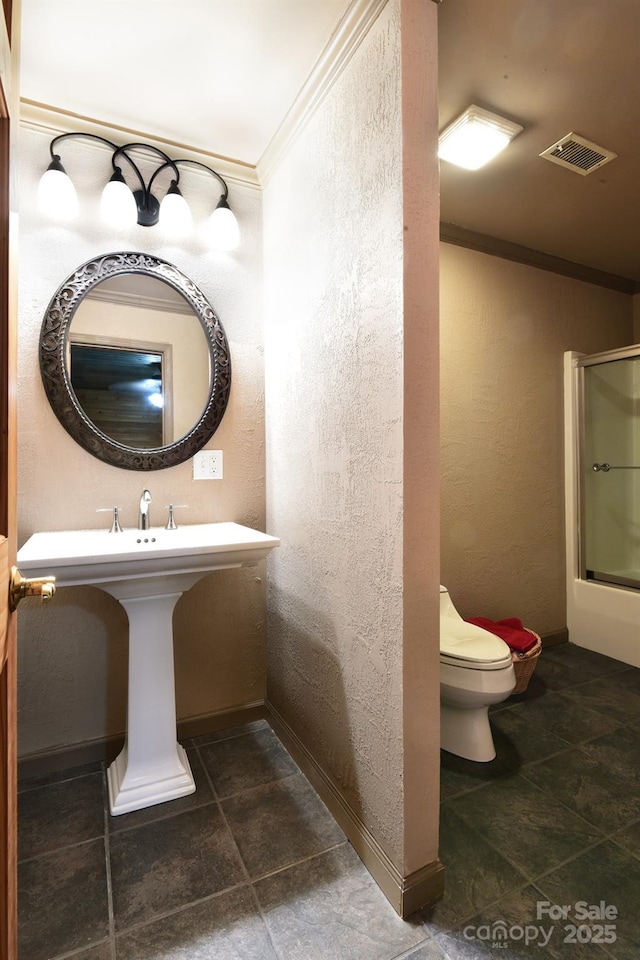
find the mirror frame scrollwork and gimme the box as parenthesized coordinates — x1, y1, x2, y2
(39, 251, 231, 470)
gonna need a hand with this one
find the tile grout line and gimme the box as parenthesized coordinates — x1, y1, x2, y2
(107, 796, 219, 837)
(516, 750, 640, 841)
(439, 805, 532, 888)
(191, 720, 269, 749)
(442, 783, 610, 892)
(49, 937, 114, 960)
(423, 877, 534, 939)
(113, 880, 252, 937)
(387, 934, 436, 960)
(18, 830, 107, 865)
(193, 740, 251, 879)
(193, 740, 287, 960)
(253, 838, 350, 885)
(18, 767, 103, 795)
(215, 768, 302, 803)
(450, 753, 612, 844)
(499, 699, 626, 745)
(526, 834, 613, 889)
(101, 766, 117, 959)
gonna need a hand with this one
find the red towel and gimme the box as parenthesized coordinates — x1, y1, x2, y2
(465, 616, 538, 654)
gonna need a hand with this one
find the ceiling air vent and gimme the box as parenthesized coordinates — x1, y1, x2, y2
(539, 133, 617, 176)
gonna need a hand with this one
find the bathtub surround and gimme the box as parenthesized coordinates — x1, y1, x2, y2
(564, 349, 640, 668)
(440, 242, 634, 636)
(263, 0, 441, 915)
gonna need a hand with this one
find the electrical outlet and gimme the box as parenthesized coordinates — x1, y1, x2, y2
(193, 450, 223, 480)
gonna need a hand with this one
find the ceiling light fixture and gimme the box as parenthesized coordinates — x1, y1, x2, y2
(38, 133, 240, 251)
(438, 105, 523, 170)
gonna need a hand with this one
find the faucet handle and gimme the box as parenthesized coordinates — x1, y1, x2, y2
(97, 506, 124, 533)
(164, 504, 187, 530)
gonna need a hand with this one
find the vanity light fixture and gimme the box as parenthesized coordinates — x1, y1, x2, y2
(438, 105, 523, 170)
(37, 133, 240, 251)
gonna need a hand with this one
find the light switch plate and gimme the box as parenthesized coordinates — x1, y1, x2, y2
(193, 450, 223, 480)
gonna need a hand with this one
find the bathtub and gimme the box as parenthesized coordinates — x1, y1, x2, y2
(565, 351, 640, 669)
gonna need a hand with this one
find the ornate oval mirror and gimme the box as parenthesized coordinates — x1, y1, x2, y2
(39, 252, 231, 470)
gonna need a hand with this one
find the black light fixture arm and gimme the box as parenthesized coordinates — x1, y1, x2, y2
(48, 130, 119, 162)
(110, 143, 181, 226)
(171, 158, 229, 202)
(41, 131, 237, 240)
(46, 133, 180, 225)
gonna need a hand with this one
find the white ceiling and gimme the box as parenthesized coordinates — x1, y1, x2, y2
(20, 0, 640, 285)
(439, 0, 640, 285)
(20, 0, 349, 166)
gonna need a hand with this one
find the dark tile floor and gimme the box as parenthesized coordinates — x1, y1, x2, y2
(17, 721, 429, 960)
(17, 643, 640, 960)
(431, 642, 640, 959)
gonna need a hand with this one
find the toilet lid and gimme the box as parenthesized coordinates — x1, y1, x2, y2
(440, 620, 513, 669)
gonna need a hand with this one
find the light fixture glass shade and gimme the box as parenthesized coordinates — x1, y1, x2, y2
(37, 162, 79, 221)
(438, 105, 523, 170)
(100, 172, 138, 228)
(206, 198, 239, 251)
(159, 183, 192, 236)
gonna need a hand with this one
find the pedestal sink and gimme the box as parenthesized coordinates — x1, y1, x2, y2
(17, 522, 280, 815)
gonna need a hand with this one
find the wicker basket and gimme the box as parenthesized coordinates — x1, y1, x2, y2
(511, 630, 542, 694)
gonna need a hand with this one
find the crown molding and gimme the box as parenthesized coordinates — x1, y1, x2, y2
(440, 222, 637, 295)
(257, 0, 389, 186)
(19, 99, 261, 190)
(21, 1, 391, 193)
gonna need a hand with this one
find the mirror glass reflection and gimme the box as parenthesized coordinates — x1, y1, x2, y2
(68, 275, 211, 447)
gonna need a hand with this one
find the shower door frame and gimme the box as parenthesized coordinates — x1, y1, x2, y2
(576, 342, 640, 592)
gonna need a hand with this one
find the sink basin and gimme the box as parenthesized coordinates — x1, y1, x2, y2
(17, 521, 280, 594)
(17, 522, 280, 816)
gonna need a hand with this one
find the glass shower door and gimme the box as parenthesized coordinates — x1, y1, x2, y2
(581, 351, 640, 589)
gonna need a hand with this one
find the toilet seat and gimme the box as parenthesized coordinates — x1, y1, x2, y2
(440, 651, 513, 671)
(441, 619, 512, 670)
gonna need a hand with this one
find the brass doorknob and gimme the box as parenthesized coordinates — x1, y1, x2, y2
(9, 566, 56, 611)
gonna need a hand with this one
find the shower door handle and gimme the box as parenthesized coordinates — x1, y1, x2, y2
(592, 463, 640, 472)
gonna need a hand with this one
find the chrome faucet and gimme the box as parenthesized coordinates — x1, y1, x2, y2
(138, 489, 152, 530)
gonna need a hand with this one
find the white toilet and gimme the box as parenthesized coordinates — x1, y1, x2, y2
(440, 585, 516, 762)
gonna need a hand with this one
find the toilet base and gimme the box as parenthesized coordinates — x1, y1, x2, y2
(440, 703, 496, 762)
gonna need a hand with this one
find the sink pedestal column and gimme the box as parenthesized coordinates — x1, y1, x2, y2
(106, 586, 195, 816)
(16, 525, 280, 817)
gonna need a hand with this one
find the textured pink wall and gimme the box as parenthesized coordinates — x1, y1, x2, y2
(17, 127, 266, 756)
(440, 243, 634, 634)
(263, 0, 440, 873)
